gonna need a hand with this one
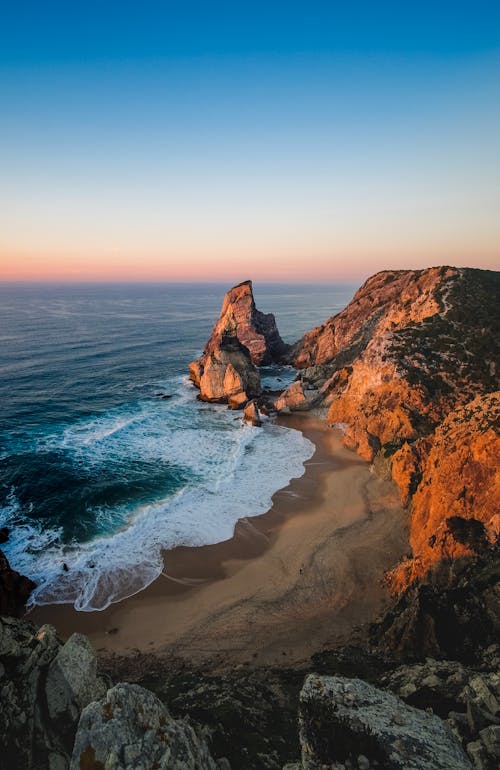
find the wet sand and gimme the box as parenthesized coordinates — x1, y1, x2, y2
(29, 414, 409, 666)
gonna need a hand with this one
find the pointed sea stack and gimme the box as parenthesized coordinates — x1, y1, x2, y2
(189, 280, 289, 405)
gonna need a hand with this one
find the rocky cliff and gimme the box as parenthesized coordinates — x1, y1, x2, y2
(5, 612, 500, 770)
(0, 615, 220, 770)
(276, 266, 500, 588)
(389, 392, 500, 590)
(189, 280, 288, 405)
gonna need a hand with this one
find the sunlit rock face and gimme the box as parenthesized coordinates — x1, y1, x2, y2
(276, 266, 500, 589)
(388, 392, 500, 591)
(191, 332, 260, 405)
(205, 280, 288, 366)
(189, 280, 288, 404)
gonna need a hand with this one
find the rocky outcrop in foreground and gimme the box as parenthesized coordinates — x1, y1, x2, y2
(2, 556, 500, 770)
(382, 655, 500, 770)
(296, 674, 472, 769)
(189, 280, 288, 405)
(71, 683, 217, 770)
(0, 616, 106, 770)
(0, 615, 221, 770)
(275, 267, 500, 588)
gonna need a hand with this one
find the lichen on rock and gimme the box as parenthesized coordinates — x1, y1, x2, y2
(70, 682, 218, 770)
(298, 674, 473, 769)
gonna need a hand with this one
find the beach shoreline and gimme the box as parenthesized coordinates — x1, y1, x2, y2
(29, 413, 409, 667)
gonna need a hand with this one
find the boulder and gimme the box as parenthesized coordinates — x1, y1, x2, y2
(274, 381, 307, 412)
(45, 633, 107, 731)
(195, 333, 260, 404)
(70, 682, 218, 770)
(381, 656, 500, 770)
(298, 674, 473, 769)
(228, 391, 248, 410)
(243, 400, 262, 426)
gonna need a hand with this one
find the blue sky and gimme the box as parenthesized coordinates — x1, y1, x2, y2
(1, 1, 499, 280)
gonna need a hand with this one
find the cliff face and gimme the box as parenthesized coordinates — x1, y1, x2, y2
(189, 280, 288, 405)
(205, 279, 288, 366)
(294, 266, 454, 370)
(189, 332, 261, 407)
(389, 392, 500, 590)
(276, 266, 500, 588)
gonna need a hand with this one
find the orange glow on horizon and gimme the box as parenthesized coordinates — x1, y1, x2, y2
(1, 244, 499, 283)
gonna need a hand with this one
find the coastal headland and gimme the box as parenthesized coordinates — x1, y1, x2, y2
(2, 267, 499, 770)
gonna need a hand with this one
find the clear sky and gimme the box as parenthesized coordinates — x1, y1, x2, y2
(1, 1, 499, 282)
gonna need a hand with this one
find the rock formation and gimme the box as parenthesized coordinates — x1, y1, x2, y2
(296, 674, 473, 769)
(2, 607, 500, 769)
(45, 633, 107, 732)
(190, 332, 261, 407)
(201, 280, 288, 366)
(389, 392, 500, 590)
(189, 280, 288, 405)
(0, 615, 221, 770)
(0, 548, 35, 617)
(243, 400, 262, 426)
(71, 683, 218, 770)
(370, 546, 500, 663)
(382, 655, 500, 768)
(275, 266, 500, 589)
(278, 267, 499, 440)
(0, 616, 106, 770)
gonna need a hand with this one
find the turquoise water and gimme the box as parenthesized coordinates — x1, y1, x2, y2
(0, 282, 354, 610)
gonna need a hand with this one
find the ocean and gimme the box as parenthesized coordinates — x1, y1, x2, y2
(0, 282, 355, 611)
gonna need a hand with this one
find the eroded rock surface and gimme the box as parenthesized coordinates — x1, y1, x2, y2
(189, 280, 288, 404)
(281, 267, 498, 453)
(0, 616, 105, 770)
(371, 546, 500, 663)
(275, 267, 500, 589)
(190, 332, 260, 406)
(46, 633, 107, 731)
(202, 280, 288, 366)
(298, 674, 473, 769)
(381, 652, 500, 770)
(70, 682, 218, 770)
(389, 393, 500, 590)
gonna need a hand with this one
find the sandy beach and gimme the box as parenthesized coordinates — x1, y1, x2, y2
(30, 414, 409, 666)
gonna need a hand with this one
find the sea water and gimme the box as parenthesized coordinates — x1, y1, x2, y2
(0, 282, 354, 611)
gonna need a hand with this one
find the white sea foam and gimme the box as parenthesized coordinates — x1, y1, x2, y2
(1, 378, 314, 611)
